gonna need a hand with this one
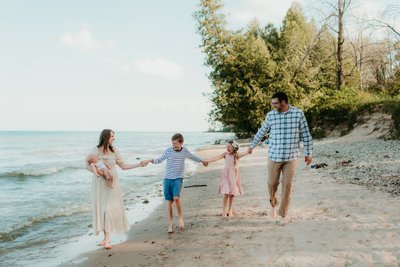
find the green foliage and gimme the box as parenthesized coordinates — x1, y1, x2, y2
(195, 0, 276, 137)
(305, 89, 400, 138)
(194, 0, 400, 139)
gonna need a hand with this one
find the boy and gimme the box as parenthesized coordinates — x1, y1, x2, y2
(141, 133, 207, 233)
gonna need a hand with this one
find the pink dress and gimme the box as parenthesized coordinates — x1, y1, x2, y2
(217, 153, 243, 196)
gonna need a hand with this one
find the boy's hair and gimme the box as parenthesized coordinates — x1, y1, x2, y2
(171, 133, 184, 143)
(272, 92, 289, 104)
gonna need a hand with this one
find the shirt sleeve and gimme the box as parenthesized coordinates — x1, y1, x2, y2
(250, 114, 271, 148)
(299, 111, 313, 156)
(153, 149, 169, 164)
(114, 147, 124, 164)
(186, 148, 202, 162)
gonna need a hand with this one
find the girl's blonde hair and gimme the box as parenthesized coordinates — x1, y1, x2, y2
(227, 140, 239, 164)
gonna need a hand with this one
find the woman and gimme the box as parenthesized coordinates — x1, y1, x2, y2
(86, 129, 143, 249)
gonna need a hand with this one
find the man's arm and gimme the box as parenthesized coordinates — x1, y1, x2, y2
(248, 114, 271, 153)
(299, 111, 313, 164)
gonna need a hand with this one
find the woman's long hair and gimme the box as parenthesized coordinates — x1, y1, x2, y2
(97, 129, 115, 154)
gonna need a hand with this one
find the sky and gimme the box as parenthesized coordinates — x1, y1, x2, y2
(0, 0, 397, 131)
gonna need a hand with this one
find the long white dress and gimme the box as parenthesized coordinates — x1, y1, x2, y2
(88, 147, 130, 235)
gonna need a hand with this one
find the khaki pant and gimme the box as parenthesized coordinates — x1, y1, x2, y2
(267, 159, 297, 217)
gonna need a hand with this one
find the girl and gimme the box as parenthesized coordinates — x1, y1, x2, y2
(206, 140, 248, 217)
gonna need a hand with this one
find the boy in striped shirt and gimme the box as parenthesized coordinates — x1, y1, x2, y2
(141, 133, 208, 233)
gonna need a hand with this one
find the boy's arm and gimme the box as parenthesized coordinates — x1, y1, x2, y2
(186, 149, 208, 166)
(152, 149, 169, 164)
(205, 153, 225, 163)
(186, 149, 203, 163)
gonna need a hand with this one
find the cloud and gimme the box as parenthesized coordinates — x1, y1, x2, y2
(225, 0, 297, 26)
(123, 58, 183, 80)
(60, 23, 114, 51)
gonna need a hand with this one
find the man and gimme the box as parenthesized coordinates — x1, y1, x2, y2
(248, 92, 313, 225)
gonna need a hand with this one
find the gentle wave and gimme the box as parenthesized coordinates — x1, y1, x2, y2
(0, 166, 82, 178)
(0, 206, 91, 242)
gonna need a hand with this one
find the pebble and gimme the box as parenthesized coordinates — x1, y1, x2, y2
(314, 139, 400, 195)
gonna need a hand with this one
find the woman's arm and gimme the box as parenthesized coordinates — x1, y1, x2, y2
(114, 147, 146, 170)
(140, 159, 153, 165)
(117, 160, 144, 170)
(205, 153, 225, 163)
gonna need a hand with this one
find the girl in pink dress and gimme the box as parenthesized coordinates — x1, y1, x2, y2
(206, 140, 248, 217)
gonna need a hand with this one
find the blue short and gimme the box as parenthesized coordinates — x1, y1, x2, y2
(163, 178, 183, 201)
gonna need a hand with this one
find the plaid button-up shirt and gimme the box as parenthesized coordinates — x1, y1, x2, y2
(250, 106, 313, 162)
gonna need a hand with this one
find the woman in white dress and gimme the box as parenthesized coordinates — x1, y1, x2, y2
(86, 129, 144, 249)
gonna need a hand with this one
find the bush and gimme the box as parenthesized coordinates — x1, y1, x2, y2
(304, 88, 400, 139)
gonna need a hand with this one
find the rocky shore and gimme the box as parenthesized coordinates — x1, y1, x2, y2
(313, 138, 400, 195)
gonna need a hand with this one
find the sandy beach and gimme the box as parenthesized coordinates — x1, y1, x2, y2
(61, 135, 400, 267)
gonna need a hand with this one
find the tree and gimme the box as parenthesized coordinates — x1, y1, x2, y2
(194, 0, 275, 137)
(270, 3, 325, 108)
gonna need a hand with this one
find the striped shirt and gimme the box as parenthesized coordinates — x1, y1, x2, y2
(153, 147, 203, 179)
(250, 106, 313, 162)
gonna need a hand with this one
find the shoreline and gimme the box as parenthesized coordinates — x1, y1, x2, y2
(60, 138, 399, 267)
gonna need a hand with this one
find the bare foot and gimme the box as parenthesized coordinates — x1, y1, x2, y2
(178, 220, 185, 231)
(271, 207, 277, 218)
(276, 216, 288, 226)
(167, 224, 174, 233)
(104, 242, 112, 249)
(97, 240, 106, 246)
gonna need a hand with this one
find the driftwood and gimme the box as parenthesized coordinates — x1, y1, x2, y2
(184, 184, 208, 188)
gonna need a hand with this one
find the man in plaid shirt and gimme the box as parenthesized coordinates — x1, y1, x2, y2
(248, 92, 313, 225)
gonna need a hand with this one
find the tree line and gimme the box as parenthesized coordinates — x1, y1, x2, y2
(194, 0, 400, 138)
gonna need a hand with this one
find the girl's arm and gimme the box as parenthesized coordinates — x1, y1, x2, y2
(205, 153, 225, 163)
(237, 151, 249, 159)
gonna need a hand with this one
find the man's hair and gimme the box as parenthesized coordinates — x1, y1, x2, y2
(272, 92, 289, 104)
(171, 133, 184, 143)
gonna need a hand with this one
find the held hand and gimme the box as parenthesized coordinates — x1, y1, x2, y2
(139, 160, 148, 167)
(305, 156, 312, 165)
(248, 147, 253, 155)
